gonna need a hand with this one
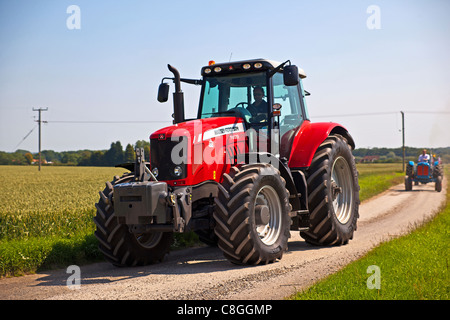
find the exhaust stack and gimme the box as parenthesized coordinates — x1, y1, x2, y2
(168, 64, 185, 124)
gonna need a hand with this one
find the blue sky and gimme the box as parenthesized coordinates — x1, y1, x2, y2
(0, 0, 449, 152)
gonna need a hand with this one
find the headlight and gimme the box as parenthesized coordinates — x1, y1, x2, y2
(152, 167, 159, 178)
(173, 166, 183, 177)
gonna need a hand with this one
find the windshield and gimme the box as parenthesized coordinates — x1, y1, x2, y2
(199, 72, 268, 125)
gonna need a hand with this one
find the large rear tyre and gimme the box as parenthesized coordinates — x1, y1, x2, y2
(214, 163, 291, 265)
(405, 176, 413, 191)
(300, 134, 360, 246)
(94, 173, 173, 266)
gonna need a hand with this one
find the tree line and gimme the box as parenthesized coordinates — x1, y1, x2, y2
(0, 140, 150, 166)
(353, 146, 450, 163)
(0, 143, 448, 166)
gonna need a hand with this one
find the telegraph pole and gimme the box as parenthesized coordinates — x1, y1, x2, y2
(33, 108, 48, 171)
(401, 111, 405, 172)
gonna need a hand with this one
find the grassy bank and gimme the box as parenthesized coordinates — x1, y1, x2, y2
(290, 167, 449, 300)
(0, 163, 408, 277)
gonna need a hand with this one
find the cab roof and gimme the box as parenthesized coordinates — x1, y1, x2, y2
(201, 58, 307, 79)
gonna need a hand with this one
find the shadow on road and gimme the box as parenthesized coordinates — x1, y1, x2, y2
(31, 235, 324, 288)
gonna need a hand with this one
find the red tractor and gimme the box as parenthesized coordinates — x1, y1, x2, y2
(95, 59, 360, 266)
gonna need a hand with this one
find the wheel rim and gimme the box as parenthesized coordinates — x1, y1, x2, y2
(254, 185, 282, 246)
(135, 232, 163, 249)
(331, 156, 354, 224)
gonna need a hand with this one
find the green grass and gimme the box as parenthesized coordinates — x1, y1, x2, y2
(0, 163, 408, 277)
(290, 167, 449, 300)
(357, 163, 405, 202)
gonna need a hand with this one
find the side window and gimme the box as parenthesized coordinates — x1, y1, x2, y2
(201, 80, 219, 116)
(272, 73, 303, 136)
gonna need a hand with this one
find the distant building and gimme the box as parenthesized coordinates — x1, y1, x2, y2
(32, 159, 48, 165)
(360, 155, 380, 163)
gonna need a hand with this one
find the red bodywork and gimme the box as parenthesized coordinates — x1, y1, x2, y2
(150, 118, 352, 186)
(288, 121, 353, 168)
(151, 117, 247, 186)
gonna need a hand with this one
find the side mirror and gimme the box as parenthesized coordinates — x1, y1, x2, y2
(283, 65, 299, 86)
(157, 83, 170, 103)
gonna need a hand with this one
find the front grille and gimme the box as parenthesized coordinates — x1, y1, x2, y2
(150, 137, 187, 180)
(417, 165, 429, 176)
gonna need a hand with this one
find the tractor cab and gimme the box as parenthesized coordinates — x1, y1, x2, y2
(159, 59, 310, 160)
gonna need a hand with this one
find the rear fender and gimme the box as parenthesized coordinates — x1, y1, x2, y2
(288, 121, 355, 168)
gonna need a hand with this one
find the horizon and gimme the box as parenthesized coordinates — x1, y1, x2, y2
(5, 141, 450, 155)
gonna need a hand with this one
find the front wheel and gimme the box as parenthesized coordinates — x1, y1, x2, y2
(214, 163, 291, 265)
(301, 134, 360, 246)
(435, 176, 442, 192)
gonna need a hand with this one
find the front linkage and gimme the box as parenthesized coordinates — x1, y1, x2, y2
(114, 148, 192, 234)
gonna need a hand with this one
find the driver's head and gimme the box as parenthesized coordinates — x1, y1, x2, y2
(253, 86, 265, 103)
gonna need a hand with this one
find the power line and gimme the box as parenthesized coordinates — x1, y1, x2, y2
(312, 111, 397, 118)
(311, 110, 450, 118)
(13, 125, 38, 151)
(46, 120, 171, 124)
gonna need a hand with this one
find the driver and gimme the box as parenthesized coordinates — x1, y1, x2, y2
(247, 86, 268, 121)
(418, 149, 430, 163)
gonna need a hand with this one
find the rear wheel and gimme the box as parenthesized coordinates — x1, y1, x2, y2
(94, 173, 173, 266)
(405, 176, 413, 191)
(214, 163, 291, 265)
(300, 134, 360, 246)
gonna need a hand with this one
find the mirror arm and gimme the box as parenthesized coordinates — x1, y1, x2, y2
(161, 77, 202, 86)
(268, 60, 291, 78)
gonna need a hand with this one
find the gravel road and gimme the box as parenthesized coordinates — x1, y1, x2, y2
(0, 179, 446, 300)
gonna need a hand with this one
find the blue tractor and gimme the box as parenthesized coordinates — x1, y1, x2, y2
(405, 158, 443, 192)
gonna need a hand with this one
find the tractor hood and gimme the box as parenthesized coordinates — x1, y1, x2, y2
(149, 117, 247, 186)
(150, 117, 245, 143)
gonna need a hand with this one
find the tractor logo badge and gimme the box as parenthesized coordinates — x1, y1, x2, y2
(158, 133, 166, 140)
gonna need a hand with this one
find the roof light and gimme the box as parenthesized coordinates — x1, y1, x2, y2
(214, 66, 222, 73)
(204, 68, 212, 74)
(243, 63, 251, 70)
(208, 60, 216, 66)
(228, 65, 234, 71)
(254, 62, 263, 69)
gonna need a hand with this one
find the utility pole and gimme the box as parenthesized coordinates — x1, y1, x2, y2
(33, 108, 48, 171)
(401, 111, 405, 172)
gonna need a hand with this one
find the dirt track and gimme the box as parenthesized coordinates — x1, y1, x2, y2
(0, 179, 446, 300)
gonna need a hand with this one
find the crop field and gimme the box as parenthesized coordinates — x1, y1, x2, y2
(0, 166, 126, 276)
(0, 163, 405, 277)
